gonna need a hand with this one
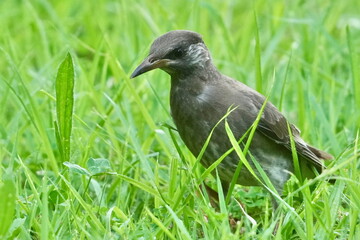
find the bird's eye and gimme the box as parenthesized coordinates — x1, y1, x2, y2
(166, 47, 185, 59)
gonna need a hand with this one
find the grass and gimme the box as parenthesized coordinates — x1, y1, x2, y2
(0, 0, 360, 239)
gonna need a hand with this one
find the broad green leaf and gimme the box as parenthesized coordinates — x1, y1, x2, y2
(87, 158, 113, 176)
(55, 52, 74, 162)
(63, 161, 90, 176)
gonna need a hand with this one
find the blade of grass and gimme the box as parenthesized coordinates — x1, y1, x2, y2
(225, 119, 305, 234)
(0, 175, 16, 238)
(145, 207, 176, 240)
(287, 122, 302, 183)
(0, 48, 59, 173)
(349, 131, 359, 239)
(169, 157, 178, 199)
(106, 40, 173, 159)
(346, 26, 360, 122)
(116, 174, 169, 204)
(254, 10, 263, 93)
(302, 184, 313, 240)
(168, 106, 238, 210)
(58, 174, 106, 232)
(278, 52, 292, 111)
(40, 174, 50, 239)
(215, 169, 228, 216)
(226, 96, 269, 203)
(165, 205, 192, 240)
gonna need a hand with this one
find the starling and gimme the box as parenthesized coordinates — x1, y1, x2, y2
(131, 30, 332, 199)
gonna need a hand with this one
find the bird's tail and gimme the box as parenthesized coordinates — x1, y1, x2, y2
(307, 144, 335, 183)
(307, 145, 333, 160)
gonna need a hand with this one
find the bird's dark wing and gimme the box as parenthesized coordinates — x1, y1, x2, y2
(208, 77, 332, 170)
(256, 101, 331, 170)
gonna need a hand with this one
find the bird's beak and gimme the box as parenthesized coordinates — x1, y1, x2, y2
(130, 56, 170, 78)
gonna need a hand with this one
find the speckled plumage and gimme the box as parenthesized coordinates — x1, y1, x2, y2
(131, 30, 333, 196)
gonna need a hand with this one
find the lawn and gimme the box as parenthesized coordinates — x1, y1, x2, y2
(0, 0, 359, 239)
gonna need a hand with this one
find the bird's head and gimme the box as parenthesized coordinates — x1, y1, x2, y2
(130, 30, 212, 78)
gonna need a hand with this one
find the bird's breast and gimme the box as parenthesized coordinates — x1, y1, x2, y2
(170, 85, 219, 155)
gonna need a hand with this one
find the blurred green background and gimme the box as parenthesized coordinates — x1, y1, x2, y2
(1, 0, 359, 239)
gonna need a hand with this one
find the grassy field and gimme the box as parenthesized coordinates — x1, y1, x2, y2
(1, 0, 360, 239)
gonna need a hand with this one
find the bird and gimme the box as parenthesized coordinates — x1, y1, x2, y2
(130, 30, 333, 206)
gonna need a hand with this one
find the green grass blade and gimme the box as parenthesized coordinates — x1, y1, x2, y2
(145, 207, 176, 240)
(215, 169, 228, 216)
(0, 176, 16, 238)
(278, 52, 292, 111)
(59, 174, 106, 232)
(287, 122, 302, 183)
(165, 205, 192, 240)
(116, 174, 169, 203)
(302, 184, 313, 240)
(346, 26, 360, 121)
(254, 10, 263, 93)
(226, 97, 269, 203)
